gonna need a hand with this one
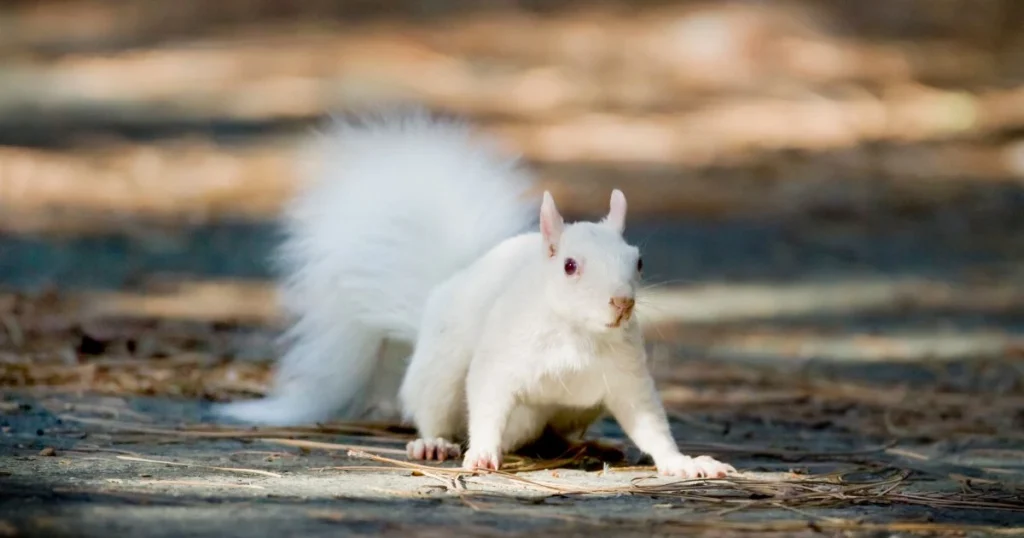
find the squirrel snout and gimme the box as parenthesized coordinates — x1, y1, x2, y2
(610, 296, 635, 312)
(608, 296, 636, 327)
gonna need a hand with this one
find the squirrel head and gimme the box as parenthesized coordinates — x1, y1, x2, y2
(539, 189, 643, 333)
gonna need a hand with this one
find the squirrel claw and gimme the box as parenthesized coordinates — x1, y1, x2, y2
(407, 437, 462, 462)
(462, 447, 502, 472)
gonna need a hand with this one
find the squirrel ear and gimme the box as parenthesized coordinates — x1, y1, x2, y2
(540, 191, 564, 257)
(604, 189, 627, 233)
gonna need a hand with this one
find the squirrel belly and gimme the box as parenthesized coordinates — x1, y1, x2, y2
(213, 109, 538, 426)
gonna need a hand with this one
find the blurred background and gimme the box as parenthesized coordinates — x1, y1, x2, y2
(2, 0, 1024, 430)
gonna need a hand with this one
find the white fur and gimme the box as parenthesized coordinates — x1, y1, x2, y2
(214, 108, 734, 478)
(400, 189, 736, 478)
(214, 109, 537, 425)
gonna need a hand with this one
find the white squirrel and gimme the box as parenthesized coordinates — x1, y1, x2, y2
(215, 109, 735, 478)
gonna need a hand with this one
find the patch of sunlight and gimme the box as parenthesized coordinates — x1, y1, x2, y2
(700, 330, 1019, 363)
(70, 275, 1024, 364)
(80, 280, 281, 324)
(638, 277, 1024, 362)
(637, 277, 1023, 325)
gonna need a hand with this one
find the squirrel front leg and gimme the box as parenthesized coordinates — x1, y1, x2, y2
(603, 361, 735, 479)
(462, 373, 516, 472)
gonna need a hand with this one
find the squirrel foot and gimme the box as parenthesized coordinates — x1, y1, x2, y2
(406, 437, 462, 462)
(656, 454, 735, 479)
(462, 446, 502, 471)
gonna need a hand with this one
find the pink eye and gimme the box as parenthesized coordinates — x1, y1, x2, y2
(563, 258, 578, 276)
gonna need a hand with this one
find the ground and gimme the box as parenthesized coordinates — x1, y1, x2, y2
(2, 216, 1024, 537)
(2, 1, 1024, 535)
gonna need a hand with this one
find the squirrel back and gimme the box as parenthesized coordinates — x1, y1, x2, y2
(214, 109, 538, 425)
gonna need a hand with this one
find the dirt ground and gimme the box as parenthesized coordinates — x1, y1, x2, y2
(2, 215, 1024, 537)
(2, 1, 1024, 536)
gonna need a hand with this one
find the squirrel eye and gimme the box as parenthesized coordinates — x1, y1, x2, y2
(563, 258, 578, 276)
(637, 257, 643, 273)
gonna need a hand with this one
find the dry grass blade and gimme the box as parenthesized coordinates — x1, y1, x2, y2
(59, 415, 405, 441)
(136, 480, 266, 490)
(343, 449, 638, 495)
(629, 467, 1024, 513)
(49, 402, 154, 421)
(345, 449, 619, 495)
(311, 466, 420, 473)
(335, 444, 1023, 513)
(662, 519, 1024, 535)
(211, 421, 410, 438)
(345, 449, 470, 475)
(61, 415, 286, 438)
(258, 438, 407, 456)
(673, 440, 899, 460)
(115, 455, 282, 478)
(344, 448, 626, 495)
(486, 470, 630, 495)
(889, 492, 1024, 512)
(498, 456, 587, 473)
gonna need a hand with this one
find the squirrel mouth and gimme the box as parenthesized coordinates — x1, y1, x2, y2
(606, 311, 632, 329)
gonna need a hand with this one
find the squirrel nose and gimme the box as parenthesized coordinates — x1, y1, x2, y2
(610, 296, 635, 317)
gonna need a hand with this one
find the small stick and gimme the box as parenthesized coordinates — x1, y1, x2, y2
(260, 438, 406, 456)
(116, 455, 282, 478)
(137, 480, 265, 490)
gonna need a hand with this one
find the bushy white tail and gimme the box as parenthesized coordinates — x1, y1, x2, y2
(214, 109, 538, 425)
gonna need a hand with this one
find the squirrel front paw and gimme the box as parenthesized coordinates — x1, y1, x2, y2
(462, 446, 502, 472)
(656, 454, 735, 479)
